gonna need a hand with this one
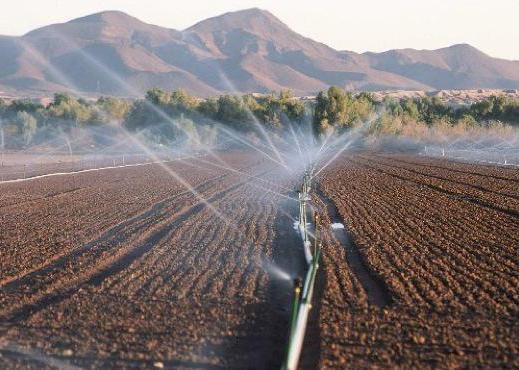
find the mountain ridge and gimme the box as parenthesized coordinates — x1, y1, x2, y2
(0, 8, 518, 97)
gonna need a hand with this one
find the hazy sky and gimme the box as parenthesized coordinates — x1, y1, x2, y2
(1, 0, 518, 60)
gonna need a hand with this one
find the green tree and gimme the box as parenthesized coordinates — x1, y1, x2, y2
(215, 95, 251, 129)
(471, 98, 494, 119)
(313, 86, 374, 135)
(47, 93, 94, 126)
(96, 96, 130, 122)
(168, 89, 199, 114)
(402, 98, 420, 120)
(197, 98, 218, 119)
(145, 88, 170, 106)
(313, 91, 329, 136)
(124, 100, 159, 131)
(8, 99, 43, 114)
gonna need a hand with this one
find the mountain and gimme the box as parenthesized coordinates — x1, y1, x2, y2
(364, 44, 519, 90)
(0, 8, 518, 97)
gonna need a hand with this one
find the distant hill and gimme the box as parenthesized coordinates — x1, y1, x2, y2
(1, 8, 518, 97)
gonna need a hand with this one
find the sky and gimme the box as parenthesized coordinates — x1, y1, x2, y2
(0, 0, 518, 60)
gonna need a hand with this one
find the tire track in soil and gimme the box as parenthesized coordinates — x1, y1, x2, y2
(0, 175, 246, 323)
(314, 183, 392, 308)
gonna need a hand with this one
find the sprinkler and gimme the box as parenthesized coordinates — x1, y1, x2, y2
(283, 175, 321, 370)
(288, 277, 303, 338)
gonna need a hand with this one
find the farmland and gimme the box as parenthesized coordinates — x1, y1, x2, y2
(0, 149, 518, 369)
(0, 152, 305, 368)
(314, 153, 519, 368)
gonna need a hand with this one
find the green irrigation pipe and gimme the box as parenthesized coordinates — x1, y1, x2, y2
(304, 247, 320, 303)
(282, 169, 320, 370)
(283, 247, 320, 370)
(283, 281, 302, 370)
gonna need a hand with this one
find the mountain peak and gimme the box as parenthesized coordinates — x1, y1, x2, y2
(24, 9, 179, 43)
(448, 43, 476, 50)
(444, 43, 482, 53)
(186, 7, 289, 33)
(224, 7, 278, 20)
(68, 10, 140, 25)
(439, 43, 489, 59)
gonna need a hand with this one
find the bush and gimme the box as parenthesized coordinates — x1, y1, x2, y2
(2, 87, 518, 149)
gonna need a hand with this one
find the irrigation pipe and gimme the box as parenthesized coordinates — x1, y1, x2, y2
(0, 154, 202, 185)
(421, 149, 519, 168)
(283, 170, 321, 370)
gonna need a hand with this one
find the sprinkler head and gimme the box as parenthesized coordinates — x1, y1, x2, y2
(294, 277, 303, 293)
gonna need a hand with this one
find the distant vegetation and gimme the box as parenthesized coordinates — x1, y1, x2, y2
(313, 87, 519, 138)
(0, 87, 518, 149)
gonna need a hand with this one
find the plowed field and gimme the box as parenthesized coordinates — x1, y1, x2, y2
(1, 150, 517, 369)
(314, 152, 519, 368)
(0, 152, 305, 369)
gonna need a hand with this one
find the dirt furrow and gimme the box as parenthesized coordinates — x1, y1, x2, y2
(354, 158, 519, 218)
(315, 152, 519, 369)
(368, 154, 519, 201)
(315, 185, 392, 308)
(0, 174, 228, 289)
(1, 177, 247, 322)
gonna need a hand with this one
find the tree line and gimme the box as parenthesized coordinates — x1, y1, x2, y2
(313, 86, 519, 136)
(1, 87, 518, 149)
